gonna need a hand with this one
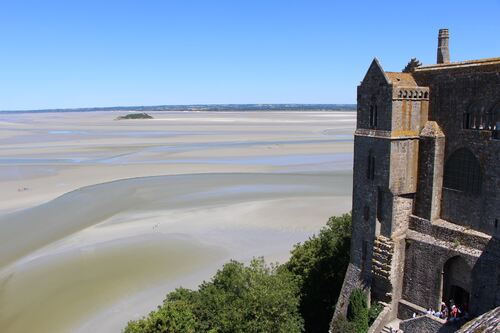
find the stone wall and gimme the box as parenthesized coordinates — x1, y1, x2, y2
(357, 59, 393, 132)
(401, 222, 499, 316)
(333, 51, 500, 333)
(389, 139, 419, 195)
(413, 63, 500, 236)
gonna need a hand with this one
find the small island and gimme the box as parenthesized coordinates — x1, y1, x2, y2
(116, 112, 153, 120)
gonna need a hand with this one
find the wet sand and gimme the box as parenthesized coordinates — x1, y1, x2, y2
(0, 110, 355, 333)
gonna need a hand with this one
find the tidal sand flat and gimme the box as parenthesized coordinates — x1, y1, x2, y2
(0, 111, 355, 332)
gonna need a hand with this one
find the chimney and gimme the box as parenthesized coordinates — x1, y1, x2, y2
(437, 29, 450, 64)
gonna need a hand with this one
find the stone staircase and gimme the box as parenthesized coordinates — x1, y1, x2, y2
(372, 235, 394, 280)
(371, 235, 395, 302)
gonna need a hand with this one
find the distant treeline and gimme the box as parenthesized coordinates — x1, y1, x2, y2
(1, 104, 356, 114)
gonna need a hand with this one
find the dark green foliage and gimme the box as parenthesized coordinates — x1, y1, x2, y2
(368, 301, 384, 325)
(330, 314, 357, 333)
(285, 213, 352, 333)
(123, 300, 196, 333)
(117, 112, 153, 120)
(347, 288, 369, 333)
(124, 258, 303, 333)
(402, 57, 422, 73)
(124, 213, 353, 333)
(195, 258, 303, 333)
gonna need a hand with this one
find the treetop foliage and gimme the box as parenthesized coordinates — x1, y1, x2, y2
(125, 258, 303, 333)
(402, 57, 422, 73)
(124, 213, 353, 333)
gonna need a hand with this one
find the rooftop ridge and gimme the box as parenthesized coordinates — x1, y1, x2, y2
(415, 57, 500, 71)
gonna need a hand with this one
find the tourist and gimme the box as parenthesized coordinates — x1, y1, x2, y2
(440, 302, 449, 319)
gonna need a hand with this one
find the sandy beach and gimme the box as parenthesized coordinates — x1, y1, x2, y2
(0, 110, 355, 333)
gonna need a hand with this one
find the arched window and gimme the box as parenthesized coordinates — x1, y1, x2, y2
(463, 102, 488, 130)
(443, 148, 482, 194)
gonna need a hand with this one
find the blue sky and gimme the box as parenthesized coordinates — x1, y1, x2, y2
(1, 1, 499, 110)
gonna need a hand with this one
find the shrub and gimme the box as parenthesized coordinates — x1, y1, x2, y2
(330, 314, 357, 333)
(368, 301, 384, 325)
(123, 300, 196, 333)
(347, 288, 369, 333)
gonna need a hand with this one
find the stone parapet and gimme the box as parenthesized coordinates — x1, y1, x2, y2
(367, 304, 392, 333)
(408, 215, 491, 251)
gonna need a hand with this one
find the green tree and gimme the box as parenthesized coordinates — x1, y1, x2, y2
(124, 213, 354, 333)
(347, 288, 369, 333)
(330, 314, 357, 333)
(194, 258, 303, 333)
(124, 258, 303, 333)
(402, 57, 422, 73)
(285, 213, 352, 333)
(124, 300, 196, 333)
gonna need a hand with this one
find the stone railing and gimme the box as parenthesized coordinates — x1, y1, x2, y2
(367, 304, 392, 333)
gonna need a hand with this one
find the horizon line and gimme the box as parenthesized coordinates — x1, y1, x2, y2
(0, 103, 357, 114)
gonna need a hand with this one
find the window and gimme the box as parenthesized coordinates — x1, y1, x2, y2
(463, 112, 472, 129)
(369, 104, 378, 128)
(492, 102, 500, 139)
(443, 148, 482, 194)
(367, 151, 375, 180)
(377, 187, 383, 222)
(463, 102, 492, 130)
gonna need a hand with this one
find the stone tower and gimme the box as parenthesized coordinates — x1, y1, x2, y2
(332, 29, 500, 333)
(437, 28, 450, 64)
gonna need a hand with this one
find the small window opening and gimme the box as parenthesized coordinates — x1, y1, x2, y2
(463, 113, 471, 129)
(367, 152, 375, 180)
(369, 105, 378, 128)
(377, 187, 383, 222)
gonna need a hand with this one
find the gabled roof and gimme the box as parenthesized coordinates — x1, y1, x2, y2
(385, 72, 417, 87)
(361, 58, 391, 85)
(361, 58, 419, 87)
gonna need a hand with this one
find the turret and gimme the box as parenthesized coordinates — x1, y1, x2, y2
(437, 28, 450, 64)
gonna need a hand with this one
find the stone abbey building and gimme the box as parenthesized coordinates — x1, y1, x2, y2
(333, 30, 499, 332)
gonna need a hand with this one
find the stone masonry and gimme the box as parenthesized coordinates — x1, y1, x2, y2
(332, 29, 500, 333)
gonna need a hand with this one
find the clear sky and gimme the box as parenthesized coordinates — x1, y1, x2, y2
(1, 0, 499, 110)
